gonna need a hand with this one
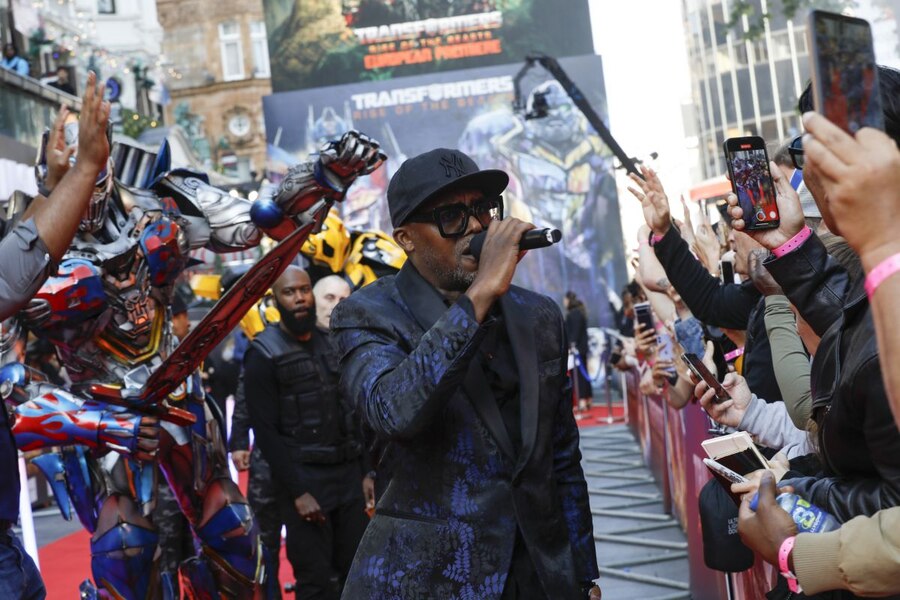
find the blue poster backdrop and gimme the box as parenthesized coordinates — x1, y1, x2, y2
(264, 54, 627, 328)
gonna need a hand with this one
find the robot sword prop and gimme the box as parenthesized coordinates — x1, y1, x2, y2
(91, 201, 329, 416)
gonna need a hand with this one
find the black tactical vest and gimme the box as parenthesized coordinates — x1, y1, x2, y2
(250, 325, 360, 464)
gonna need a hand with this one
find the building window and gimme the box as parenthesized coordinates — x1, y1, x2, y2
(250, 21, 270, 78)
(218, 22, 244, 82)
(98, 0, 115, 14)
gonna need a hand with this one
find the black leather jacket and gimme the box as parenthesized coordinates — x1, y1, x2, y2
(766, 233, 900, 523)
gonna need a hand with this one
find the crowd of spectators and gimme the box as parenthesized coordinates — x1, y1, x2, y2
(1, 43, 77, 97)
(606, 65, 900, 598)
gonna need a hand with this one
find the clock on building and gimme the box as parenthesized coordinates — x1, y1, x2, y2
(228, 112, 252, 138)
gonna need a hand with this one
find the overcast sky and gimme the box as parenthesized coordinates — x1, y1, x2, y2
(588, 0, 696, 253)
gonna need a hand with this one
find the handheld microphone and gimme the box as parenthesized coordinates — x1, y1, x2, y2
(469, 228, 562, 260)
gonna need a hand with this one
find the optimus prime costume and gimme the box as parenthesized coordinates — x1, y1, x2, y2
(0, 121, 384, 599)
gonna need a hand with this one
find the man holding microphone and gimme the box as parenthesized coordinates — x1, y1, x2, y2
(332, 148, 601, 599)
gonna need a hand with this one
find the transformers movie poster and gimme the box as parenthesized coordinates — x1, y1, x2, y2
(262, 0, 594, 91)
(264, 54, 627, 328)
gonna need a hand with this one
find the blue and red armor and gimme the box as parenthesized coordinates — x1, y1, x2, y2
(1, 130, 385, 599)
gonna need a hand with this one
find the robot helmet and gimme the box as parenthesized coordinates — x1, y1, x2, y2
(525, 80, 580, 145)
(300, 209, 352, 273)
(344, 230, 406, 289)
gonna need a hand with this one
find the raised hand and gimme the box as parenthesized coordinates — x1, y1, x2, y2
(44, 106, 77, 190)
(97, 410, 160, 462)
(726, 161, 804, 251)
(465, 217, 535, 321)
(627, 166, 672, 237)
(323, 131, 386, 178)
(691, 206, 722, 274)
(74, 71, 111, 177)
(802, 111, 900, 265)
(633, 321, 657, 357)
(135, 416, 160, 462)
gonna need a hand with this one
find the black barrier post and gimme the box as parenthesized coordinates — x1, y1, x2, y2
(512, 55, 643, 180)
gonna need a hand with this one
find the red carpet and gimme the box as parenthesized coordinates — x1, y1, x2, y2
(575, 403, 626, 428)
(38, 470, 295, 598)
(40, 528, 91, 599)
(39, 407, 623, 596)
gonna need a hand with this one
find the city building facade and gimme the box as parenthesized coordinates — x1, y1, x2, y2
(156, 0, 271, 180)
(682, 0, 811, 180)
(683, 0, 900, 180)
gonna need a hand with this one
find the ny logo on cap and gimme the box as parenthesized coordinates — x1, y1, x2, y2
(439, 153, 467, 178)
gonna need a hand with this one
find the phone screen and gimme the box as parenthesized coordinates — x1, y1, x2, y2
(810, 11, 883, 133)
(724, 138, 779, 230)
(681, 352, 731, 403)
(633, 302, 655, 335)
(703, 458, 748, 484)
(720, 260, 734, 284)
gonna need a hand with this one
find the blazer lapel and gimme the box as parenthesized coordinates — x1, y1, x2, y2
(501, 292, 539, 474)
(395, 263, 516, 461)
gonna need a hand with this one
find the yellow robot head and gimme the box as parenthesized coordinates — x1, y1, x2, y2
(301, 209, 351, 274)
(344, 230, 406, 289)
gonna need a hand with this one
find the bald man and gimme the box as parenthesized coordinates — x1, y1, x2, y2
(313, 275, 351, 331)
(243, 267, 368, 600)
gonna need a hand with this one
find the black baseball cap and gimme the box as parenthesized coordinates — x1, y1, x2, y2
(171, 293, 188, 316)
(387, 148, 508, 228)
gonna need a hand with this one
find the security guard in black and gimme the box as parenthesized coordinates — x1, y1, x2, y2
(244, 267, 367, 600)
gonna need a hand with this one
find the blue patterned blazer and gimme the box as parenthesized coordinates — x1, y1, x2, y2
(331, 262, 598, 599)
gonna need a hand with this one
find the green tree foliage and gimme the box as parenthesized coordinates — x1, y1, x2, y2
(122, 108, 157, 139)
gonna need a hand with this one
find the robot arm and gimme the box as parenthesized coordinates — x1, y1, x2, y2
(154, 131, 385, 250)
(1, 365, 158, 460)
(250, 131, 386, 240)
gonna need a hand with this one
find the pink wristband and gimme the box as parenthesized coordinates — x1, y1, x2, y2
(650, 233, 664, 246)
(865, 252, 900, 297)
(724, 347, 744, 362)
(772, 226, 812, 258)
(778, 536, 801, 593)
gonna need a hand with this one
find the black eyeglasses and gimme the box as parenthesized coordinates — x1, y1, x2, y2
(406, 196, 504, 238)
(789, 135, 804, 170)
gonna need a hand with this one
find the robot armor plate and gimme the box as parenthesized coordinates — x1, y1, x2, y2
(34, 259, 107, 326)
(139, 219, 187, 287)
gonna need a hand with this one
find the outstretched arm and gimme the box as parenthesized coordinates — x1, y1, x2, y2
(2, 367, 158, 461)
(165, 131, 385, 252)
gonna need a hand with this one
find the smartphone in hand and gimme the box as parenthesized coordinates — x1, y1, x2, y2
(703, 457, 748, 484)
(719, 260, 734, 284)
(723, 136, 780, 231)
(681, 352, 730, 404)
(808, 10, 883, 134)
(633, 301, 655, 335)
